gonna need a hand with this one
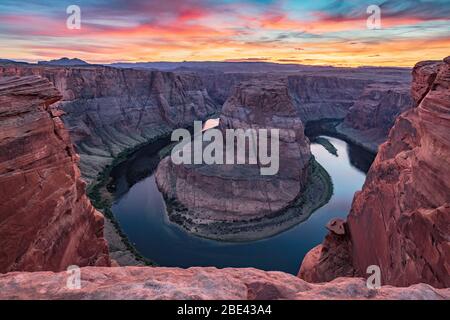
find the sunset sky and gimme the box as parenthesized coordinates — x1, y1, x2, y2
(0, 0, 449, 66)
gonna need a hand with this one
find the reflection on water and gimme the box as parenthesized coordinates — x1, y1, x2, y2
(112, 136, 370, 274)
(202, 118, 220, 131)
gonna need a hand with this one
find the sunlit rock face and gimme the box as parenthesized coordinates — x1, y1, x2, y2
(156, 80, 311, 224)
(299, 57, 450, 288)
(0, 76, 110, 273)
(0, 65, 218, 183)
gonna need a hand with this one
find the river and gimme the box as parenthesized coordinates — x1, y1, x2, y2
(111, 135, 373, 274)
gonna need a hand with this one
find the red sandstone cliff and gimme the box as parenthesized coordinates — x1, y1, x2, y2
(299, 57, 450, 288)
(0, 76, 110, 273)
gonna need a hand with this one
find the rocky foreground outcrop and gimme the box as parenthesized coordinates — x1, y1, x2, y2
(156, 80, 318, 241)
(299, 57, 450, 288)
(0, 267, 448, 300)
(0, 76, 110, 273)
(0, 65, 218, 183)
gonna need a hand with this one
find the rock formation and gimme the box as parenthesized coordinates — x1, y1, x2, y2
(155, 80, 318, 240)
(198, 71, 409, 120)
(0, 62, 412, 182)
(0, 76, 110, 273)
(0, 60, 447, 299)
(194, 67, 412, 153)
(0, 64, 218, 183)
(0, 266, 448, 300)
(336, 83, 414, 152)
(299, 57, 450, 288)
(287, 75, 373, 122)
(195, 71, 277, 105)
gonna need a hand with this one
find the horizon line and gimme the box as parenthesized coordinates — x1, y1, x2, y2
(1, 57, 415, 69)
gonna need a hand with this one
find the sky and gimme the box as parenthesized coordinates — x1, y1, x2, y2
(0, 0, 449, 67)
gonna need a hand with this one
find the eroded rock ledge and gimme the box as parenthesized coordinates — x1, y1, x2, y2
(0, 267, 448, 300)
(299, 57, 450, 288)
(0, 76, 110, 273)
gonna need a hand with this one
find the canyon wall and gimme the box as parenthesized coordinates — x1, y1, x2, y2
(0, 65, 218, 183)
(287, 75, 372, 122)
(0, 62, 446, 298)
(336, 83, 414, 152)
(194, 71, 278, 105)
(0, 63, 412, 184)
(299, 57, 450, 288)
(0, 266, 448, 300)
(287, 72, 412, 152)
(194, 68, 412, 152)
(0, 76, 110, 273)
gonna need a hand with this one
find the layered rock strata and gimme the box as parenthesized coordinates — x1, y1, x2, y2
(0, 76, 110, 273)
(0, 267, 448, 300)
(336, 83, 414, 152)
(0, 63, 411, 182)
(195, 71, 278, 104)
(197, 68, 411, 153)
(0, 62, 447, 299)
(0, 65, 218, 183)
(287, 75, 373, 122)
(299, 57, 450, 288)
(156, 80, 326, 241)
